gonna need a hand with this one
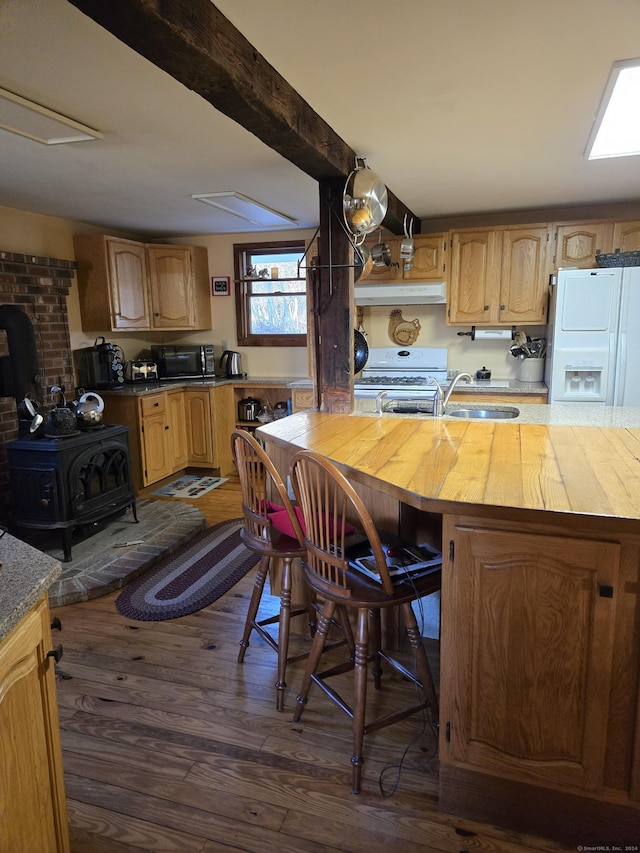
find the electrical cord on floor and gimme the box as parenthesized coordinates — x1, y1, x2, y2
(378, 557, 440, 797)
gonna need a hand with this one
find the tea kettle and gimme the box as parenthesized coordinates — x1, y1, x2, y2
(220, 350, 244, 377)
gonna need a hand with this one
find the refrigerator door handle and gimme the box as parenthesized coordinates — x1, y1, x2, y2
(614, 329, 626, 405)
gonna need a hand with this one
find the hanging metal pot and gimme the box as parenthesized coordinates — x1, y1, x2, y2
(354, 244, 374, 282)
(343, 162, 388, 240)
(371, 233, 391, 267)
(354, 329, 369, 374)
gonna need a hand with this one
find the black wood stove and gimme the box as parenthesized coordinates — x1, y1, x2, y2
(7, 424, 137, 561)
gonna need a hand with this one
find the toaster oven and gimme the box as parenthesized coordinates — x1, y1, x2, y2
(124, 360, 159, 383)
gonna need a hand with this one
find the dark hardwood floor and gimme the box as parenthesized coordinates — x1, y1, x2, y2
(51, 476, 571, 852)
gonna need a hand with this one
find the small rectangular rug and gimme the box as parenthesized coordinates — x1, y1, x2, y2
(153, 474, 228, 498)
(115, 518, 259, 621)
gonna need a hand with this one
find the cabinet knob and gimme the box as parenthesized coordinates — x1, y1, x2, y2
(164, 425, 170, 430)
(40, 498, 49, 507)
(47, 645, 63, 663)
(484, 305, 489, 311)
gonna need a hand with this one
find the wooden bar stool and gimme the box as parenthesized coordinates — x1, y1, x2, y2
(232, 429, 316, 711)
(289, 448, 441, 794)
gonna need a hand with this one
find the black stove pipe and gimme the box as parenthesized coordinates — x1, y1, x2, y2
(0, 304, 42, 405)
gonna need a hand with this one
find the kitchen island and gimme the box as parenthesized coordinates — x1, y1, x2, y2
(257, 408, 640, 846)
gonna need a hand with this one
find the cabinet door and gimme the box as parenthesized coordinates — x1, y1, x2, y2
(441, 520, 618, 793)
(499, 226, 551, 323)
(403, 233, 446, 281)
(613, 220, 640, 253)
(147, 245, 193, 329)
(448, 230, 501, 324)
(167, 391, 188, 471)
(185, 389, 214, 465)
(106, 239, 150, 330)
(0, 599, 69, 853)
(555, 222, 614, 269)
(141, 412, 172, 485)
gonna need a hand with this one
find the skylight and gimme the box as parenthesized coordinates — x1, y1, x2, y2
(587, 58, 640, 160)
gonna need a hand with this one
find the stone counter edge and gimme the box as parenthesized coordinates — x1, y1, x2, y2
(0, 534, 61, 642)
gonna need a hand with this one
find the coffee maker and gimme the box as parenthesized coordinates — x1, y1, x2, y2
(74, 337, 125, 389)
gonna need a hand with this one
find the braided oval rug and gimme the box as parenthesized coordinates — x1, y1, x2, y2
(115, 518, 259, 621)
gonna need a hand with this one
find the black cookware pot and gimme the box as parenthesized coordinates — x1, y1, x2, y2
(354, 329, 369, 374)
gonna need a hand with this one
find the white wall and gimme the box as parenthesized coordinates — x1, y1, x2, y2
(360, 303, 546, 380)
(0, 204, 314, 379)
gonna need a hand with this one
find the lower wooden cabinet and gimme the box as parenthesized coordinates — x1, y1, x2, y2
(441, 518, 619, 793)
(168, 390, 188, 470)
(291, 387, 315, 412)
(103, 384, 236, 490)
(185, 388, 213, 465)
(0, 596, 70, 853)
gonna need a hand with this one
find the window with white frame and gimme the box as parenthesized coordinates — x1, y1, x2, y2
(233, 240, 307, 346)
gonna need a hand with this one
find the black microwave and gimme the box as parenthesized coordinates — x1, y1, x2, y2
(151, 345, 217, 379)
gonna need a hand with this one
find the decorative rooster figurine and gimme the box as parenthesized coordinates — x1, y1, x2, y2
(388, 309, 421, 346)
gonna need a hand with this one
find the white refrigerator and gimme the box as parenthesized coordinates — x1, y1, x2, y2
(545, 267, 640, 406)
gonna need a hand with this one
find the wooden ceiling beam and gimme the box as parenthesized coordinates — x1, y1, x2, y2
(67, 0, 419, 234)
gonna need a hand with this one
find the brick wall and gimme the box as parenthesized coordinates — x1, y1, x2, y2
(0, 250, 76, 519)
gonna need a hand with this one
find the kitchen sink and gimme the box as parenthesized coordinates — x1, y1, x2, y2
(447, 406, 520, 420)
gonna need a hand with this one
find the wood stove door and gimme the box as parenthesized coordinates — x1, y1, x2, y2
(9, 467, 61, 524)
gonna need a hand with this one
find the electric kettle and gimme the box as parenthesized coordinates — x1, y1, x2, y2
(220, 350, 244, 377)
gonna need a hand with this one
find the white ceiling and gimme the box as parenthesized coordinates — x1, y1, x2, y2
(1, 0, 639, 239)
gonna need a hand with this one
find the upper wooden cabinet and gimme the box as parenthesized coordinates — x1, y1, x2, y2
(105, 239, 149, 330)
(74, 235, 212, 332)
(403, 233, 447, 280)
(447, 225, 552, 326)
(362, 233, 446, 283)
(612, 220, 640, 253)
(553, 219, 640, 269)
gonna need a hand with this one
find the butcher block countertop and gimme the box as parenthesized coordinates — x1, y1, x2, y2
(257, 408, 640, 524)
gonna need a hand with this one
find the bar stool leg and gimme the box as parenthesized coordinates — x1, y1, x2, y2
(237, 557, 268, 663)
(351, 607, 369, 794)
(292, 600, 336, 722)
(401, 602, 439, 726)
(275, 556, 293, 712)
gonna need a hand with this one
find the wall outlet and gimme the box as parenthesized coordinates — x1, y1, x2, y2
(221, 339, 228, 351)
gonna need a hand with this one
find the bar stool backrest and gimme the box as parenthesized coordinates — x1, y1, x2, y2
(290, 450, 395, 596)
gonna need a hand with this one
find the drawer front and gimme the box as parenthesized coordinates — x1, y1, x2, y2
(140, 393, 166, 417)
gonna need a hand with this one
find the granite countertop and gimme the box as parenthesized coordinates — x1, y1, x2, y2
(445, 378, 546, 394)
(0, 533, 61, 643)
(100, 376, 304, 396)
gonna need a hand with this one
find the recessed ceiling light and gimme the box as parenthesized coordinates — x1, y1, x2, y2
(191, 192, 296, 227)
(0, 87, 103, 145)
(587, 58, 640, 160)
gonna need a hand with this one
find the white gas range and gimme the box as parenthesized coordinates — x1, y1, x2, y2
(354, 347, 448, 410)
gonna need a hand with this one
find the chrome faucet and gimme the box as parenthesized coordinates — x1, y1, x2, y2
(375, 390, 389, 414)
(428, 371, 472, 417)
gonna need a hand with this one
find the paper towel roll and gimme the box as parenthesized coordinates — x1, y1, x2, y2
(472, 329, 513, 340)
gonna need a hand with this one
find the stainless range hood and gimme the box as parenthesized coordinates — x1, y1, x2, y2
(354, 281, 447, 305)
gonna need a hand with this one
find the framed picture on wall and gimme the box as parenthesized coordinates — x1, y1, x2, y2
(212, 276, 230, 296)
